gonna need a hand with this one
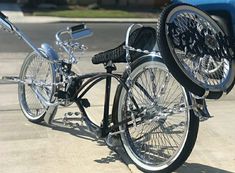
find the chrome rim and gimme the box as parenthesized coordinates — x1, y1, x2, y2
(165, 6, 233, 91)
(19, 53, 54, 120)
(118, 61, 190, 171)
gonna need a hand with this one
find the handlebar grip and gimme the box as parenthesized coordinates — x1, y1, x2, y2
(0, 11, 7, 19)
(69, 24, 93, 40)
(71, 24, 86, 33)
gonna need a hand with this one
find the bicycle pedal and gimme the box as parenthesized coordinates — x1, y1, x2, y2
(63, 117, 81, 127)
(63, 111, 82, 126)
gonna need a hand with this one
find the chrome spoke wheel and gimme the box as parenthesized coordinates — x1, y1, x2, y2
(158, 4, 235, 98)
(18, 51, 56, 122)
(116, 57, 199, 172)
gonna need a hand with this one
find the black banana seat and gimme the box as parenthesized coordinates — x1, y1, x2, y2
(92, 27, 156, 64)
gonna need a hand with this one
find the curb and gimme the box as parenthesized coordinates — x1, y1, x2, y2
(8, 16, 159, 24)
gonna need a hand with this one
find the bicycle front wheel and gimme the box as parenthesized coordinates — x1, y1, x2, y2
(18, 51, 57, 123)
(114, 56, 199, 173)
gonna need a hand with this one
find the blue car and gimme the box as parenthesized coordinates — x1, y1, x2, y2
(172, 0, 235, 36)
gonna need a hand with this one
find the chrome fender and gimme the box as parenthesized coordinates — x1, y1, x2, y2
(40, 43, 59, 62)
(39, 43, 59, 124)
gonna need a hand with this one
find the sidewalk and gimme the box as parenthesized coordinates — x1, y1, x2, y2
(0, 3, 24, 18)
(0, 3, 157, 23)
(1, 52, 235, 173)
(13, 16, 158, 23)
(0, 52, 133, 173)
(1, 3, 235, 173)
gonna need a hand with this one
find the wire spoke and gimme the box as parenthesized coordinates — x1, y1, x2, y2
(120, 62, 189, 167)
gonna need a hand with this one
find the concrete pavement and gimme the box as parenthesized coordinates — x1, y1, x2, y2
(0, 52, 235, 173)
(0, 3, 235, 173)
(0, 52, 132, 173)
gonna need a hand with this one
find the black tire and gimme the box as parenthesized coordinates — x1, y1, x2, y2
(158, 3, 235, 99)
(18, 51, 57, 123)
(113, 56, 199, 173)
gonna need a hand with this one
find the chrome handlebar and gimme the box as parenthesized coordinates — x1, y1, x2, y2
(55, 24, 93, 43)
(55, 30, 69, 44)
(55, 24, 93, 64)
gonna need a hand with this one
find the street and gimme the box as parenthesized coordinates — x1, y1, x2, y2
(0, 22, 156, 52)
(0, 22, 235, 173)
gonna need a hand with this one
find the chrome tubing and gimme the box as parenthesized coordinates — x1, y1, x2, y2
(55, 29, 73, 60)
(0, 17, 13, 32)
(30, 85, 60, 107)
(124, 24, 143, 62)
(55, 25, 93, 64)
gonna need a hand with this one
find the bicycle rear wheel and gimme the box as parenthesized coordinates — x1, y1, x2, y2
(114, 56, 199, 173)
(18, 51, 57, 123)
(158, 3, 235, 99)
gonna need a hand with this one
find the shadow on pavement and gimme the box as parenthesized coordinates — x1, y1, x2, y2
(94, 150, 120, 164)
(36, 117, 234, 172)
(176, 163, 233, 173)
(37, 117, 124, 164)
(39, 117, 105, 145)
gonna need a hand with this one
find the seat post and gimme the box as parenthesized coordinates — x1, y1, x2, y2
(101, 61, 116, 137)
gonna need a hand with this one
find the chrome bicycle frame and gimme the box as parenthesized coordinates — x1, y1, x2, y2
(0, 13, 210, 139)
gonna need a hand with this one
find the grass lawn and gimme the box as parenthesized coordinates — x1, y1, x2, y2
(33, 8, 157, 18)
